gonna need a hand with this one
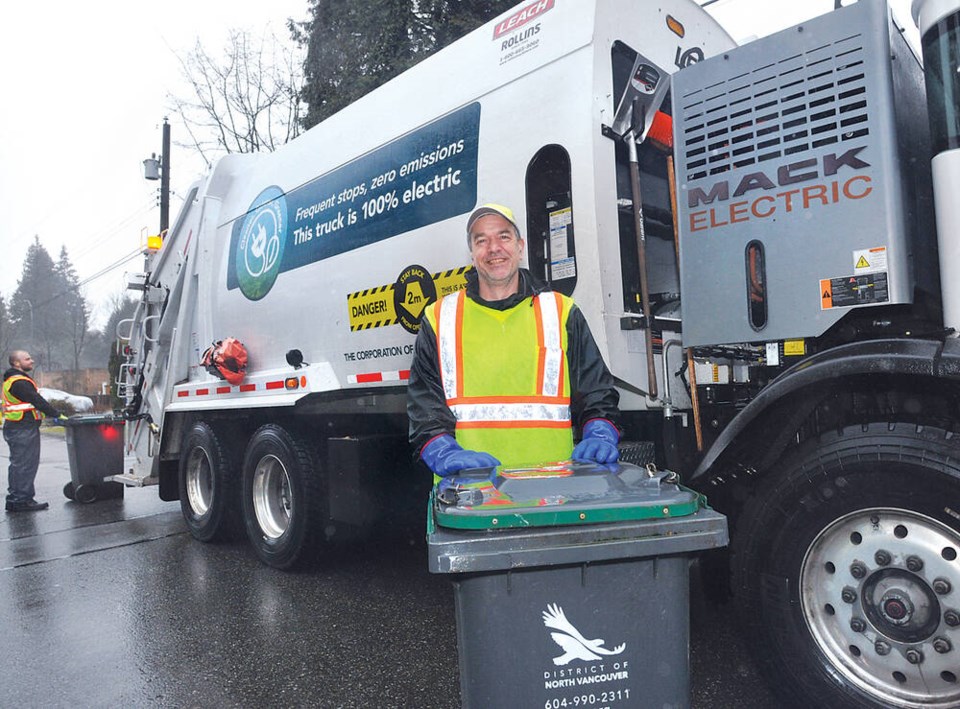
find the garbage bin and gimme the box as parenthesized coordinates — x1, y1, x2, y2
(427, 462, 727, 709)
(63, 414, 125, 503)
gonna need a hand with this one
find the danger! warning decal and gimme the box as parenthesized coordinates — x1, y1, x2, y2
(348, 265, 471, 333)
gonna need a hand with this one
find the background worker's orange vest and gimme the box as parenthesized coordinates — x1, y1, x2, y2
(2, 374, 42, 422)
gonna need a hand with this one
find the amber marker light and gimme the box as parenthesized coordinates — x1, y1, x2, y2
(284, 377, 300, 390)
(666, 15, 685, 38)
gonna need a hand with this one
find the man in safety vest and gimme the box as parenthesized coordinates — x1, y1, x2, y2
(2, 351, 63, 511)
(407, 203, 620, 478)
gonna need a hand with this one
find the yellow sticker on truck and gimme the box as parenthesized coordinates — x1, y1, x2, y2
(348, 265, 471, 333)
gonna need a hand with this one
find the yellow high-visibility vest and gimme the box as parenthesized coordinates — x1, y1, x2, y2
(425, 289, 574, 467)
(2, 374, 42, 422)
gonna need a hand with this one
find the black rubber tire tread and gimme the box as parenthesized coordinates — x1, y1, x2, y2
(730, 421, 960, 709)
(178, 420, 243, 543)
(241, 423, 326, 570)
(63, 481, 75, 500)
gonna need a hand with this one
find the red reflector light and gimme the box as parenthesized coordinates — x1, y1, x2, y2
(99, 425, 121, 442)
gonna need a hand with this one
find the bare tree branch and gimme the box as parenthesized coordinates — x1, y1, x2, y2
(168, 28, 305, 161)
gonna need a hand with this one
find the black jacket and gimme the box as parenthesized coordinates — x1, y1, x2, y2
(407, 268, 620, 457)
(2, 368, 60, 427)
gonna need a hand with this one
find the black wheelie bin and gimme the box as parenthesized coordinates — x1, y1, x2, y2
(63, 414, 125, 503)
(427, 461, 727, 709)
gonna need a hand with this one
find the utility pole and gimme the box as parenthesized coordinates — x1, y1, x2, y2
(160, 118, 171, 236)
(143, 118, 171, 239)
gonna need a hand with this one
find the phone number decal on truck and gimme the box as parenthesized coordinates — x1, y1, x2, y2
(227, 103, 481, 300)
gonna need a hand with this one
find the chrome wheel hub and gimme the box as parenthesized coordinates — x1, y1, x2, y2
(185, 447, 213, 516)
(801, 508, 960, 707)
(251, 454, 292, 540)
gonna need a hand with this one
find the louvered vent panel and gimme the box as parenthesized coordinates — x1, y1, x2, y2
(679, 34, 869, 181)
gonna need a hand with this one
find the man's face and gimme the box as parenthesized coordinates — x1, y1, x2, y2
(469, 214, 524, 295)
(14, 353, 34, 373)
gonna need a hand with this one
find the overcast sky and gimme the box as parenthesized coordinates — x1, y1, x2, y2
(0, 0, 307, 328)
(0, 0, 919, 330)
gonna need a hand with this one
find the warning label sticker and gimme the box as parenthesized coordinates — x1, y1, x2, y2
(783, 339, 806, 357)
(820, 272, 889, 310)
(853, 246, 887, 274)
(348, 265, 471, 333)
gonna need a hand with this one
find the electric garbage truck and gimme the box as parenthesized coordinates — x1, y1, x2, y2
(115, 0, 960, 705)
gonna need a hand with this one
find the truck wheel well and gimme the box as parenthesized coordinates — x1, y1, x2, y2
(700, 372, 960, 526)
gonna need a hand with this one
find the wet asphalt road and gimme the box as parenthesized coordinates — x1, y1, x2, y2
(0, 432, 781, 708)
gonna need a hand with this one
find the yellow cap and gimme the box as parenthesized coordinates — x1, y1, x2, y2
(466, 203, 519, 235)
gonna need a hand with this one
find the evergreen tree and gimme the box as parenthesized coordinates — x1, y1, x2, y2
(55, 246, 90, 374)
(294, 0, 514, 129)
(10, 237, 58, 368)
(295, 0, 413, 128)
(0, 294, 11, 361)
(417, 0, 516, 52)
(9, 237, 91, 374)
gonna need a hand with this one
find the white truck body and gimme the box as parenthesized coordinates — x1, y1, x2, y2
(122, 0, 733, 477)
(116, 0, 960, 706)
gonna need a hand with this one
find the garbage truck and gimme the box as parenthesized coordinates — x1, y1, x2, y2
(115, 0, 960, 705)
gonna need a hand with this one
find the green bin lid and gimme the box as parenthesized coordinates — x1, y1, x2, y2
(431, 461, 704, 531)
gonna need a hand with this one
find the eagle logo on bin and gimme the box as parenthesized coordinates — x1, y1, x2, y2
(543, 603, 626, 665)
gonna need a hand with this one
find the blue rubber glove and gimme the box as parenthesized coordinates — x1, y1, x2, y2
(421, 434, 501, 478)
(572, 419, 620, 464)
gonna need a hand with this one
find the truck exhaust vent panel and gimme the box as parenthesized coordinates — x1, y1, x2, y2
(679, 36, 869, 181)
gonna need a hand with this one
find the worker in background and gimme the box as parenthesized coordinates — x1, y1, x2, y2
(407, 203, 621, 479)
(2, 351, 63, 511)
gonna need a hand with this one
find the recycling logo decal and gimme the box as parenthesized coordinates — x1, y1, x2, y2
(236, 186, 287, 300)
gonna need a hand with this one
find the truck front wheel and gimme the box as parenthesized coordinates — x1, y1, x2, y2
(731, 422, 960, 708)
(179, 421, 241, 542)
(241, 424, 325, 570)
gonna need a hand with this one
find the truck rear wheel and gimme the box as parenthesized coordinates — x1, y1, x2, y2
(241, 424, 325, 570)
(731, 422, 960, 708)
(179, 421, 241, 542)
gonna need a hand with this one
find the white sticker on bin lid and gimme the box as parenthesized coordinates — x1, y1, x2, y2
(854, 246, 887, 274)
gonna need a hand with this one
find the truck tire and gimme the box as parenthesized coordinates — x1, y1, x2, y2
(179, 421, 241, 542)
(241, 424, 325, 570)
(731, 422, 960, 708)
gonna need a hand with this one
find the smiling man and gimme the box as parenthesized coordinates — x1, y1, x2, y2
(407, 203, 621, 479)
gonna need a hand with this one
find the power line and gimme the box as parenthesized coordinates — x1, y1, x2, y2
(76, 247, 145, 290)
(26, 246, 144, 312)
(68, 197, 157, 262)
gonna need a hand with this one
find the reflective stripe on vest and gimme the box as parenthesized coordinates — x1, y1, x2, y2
(434, 290, 569, 415)
(428, 290, 573, 465)
(2, 375, 41, 422)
